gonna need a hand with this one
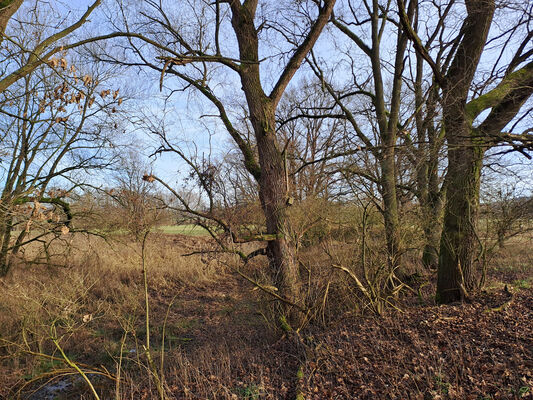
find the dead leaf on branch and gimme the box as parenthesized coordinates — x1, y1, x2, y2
(142, 174, 155, 182)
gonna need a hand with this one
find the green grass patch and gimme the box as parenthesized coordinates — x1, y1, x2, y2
(513, 278, 531, 289)
(24, 358, 64, 380)
(234, 383, 264, 399)
(155, 224, 211, 236)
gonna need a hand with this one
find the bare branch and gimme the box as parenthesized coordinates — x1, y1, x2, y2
(269, 0, 336, 106)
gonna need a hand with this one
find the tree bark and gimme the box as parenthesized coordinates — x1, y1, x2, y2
(435, 0, 494, 303)
(230, 1, 303, 321)
(0, 214, 13, 276)
(380, 146, 401, 270)
(419, 165, 443, 270)
(0, 0, 23, 41)
(437, 135, 484, 303)
(246, 93, 301, 314)
(437, 61, 533, 302)
(257, 120, 301, 311)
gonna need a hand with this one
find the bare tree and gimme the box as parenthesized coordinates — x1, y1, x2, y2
(481, 183, 533, 252)
(96, 0, 336, 324)
(277, 81, 346, 202)
(0, 45, 123, 275)
(307, 0, 417, 277)
(398, 0, 533, 302)
(106, 151, 168, 239)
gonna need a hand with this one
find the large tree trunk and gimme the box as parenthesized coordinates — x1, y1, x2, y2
(257, 122, 301, 311)
(231, 3, 302, 323)
(248, 100, 301, 322)
(437, 132, 484, 303)
(380, 147, 401, 271)
(434, 0, 494, 303)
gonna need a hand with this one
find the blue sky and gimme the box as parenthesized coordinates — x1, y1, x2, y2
(4, 0, 532, 196)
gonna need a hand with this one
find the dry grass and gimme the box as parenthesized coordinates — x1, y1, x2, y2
(0, 232, 237, 399)
(484, 232, 533, 290)
(0, 228, 531, 399)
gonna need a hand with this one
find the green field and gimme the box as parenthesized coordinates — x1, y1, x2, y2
(155, 224, 211, 236)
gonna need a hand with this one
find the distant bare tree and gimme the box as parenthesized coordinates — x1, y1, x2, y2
(481, 184, 533, 251)
(109, 151, 167, 239)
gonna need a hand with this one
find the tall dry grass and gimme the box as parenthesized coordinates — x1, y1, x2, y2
(0, 199, 467, 398)
(0, 232, 231, 399)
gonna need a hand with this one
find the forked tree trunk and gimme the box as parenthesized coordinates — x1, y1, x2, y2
(153, 0, 335, 325)
(231, 3, 303, 323)
(436, 63, 533, 303)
